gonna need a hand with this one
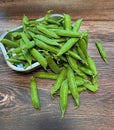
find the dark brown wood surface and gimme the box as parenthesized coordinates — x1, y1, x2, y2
(0, 1, 114, 130)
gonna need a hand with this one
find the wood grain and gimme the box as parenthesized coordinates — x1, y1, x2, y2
(0, 0, 114, 20)
(0, 20, 114, 130)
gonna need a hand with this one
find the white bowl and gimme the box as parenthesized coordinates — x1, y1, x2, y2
(0, 14, 64, 72)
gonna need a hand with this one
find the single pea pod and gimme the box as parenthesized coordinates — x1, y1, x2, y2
(35, 39, 59, 54)
(60, 79, 68, 118)
(36, 72, 58, 80)
(30, 48, 47, 70)
(0, 38, 19, 48)
(37, 25, 60, 39)
(30, 76, 40, 109)
(83, 81, 97, 92)
(64, 14, 72, 30)
(87, 56, 98, 76)
(67, 66, 80, 107)
(73, 18, 83, 32)
(95, 41, 108, 63)
(91, 75, 99, 92)
(78, 65, 93, 76)
(68, 50, 83, 61)
(67, 55, 87, 79)
(45, 54, 61, 74)
(55, 29, 82, 37)
(78, 38, 88, 58)
(77, 45, 86, 61)
(50, 68, 67, 95)
(35, 35, 60, 46)
(57, 38, 79, 57)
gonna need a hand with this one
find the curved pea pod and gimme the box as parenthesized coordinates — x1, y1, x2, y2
(64, 14, 72, 30)
(35, 39, 59, 54)
(87, 56, 98, 76)
(57, 38, 79, 57)
(45, 54, 61, 74)
(37, 25, 60, 39)
(44, 10, 53, 20)
(30, 48, 47, 70)
(67, 66, 80, 107)
(50, 68, 67, 95)
(30, 76, 40, 109)
(0, 38, 19, 48)
(73, 18, 83, 32)
(60, 79, 68, 118)
(95, 41, 108, 63)
(36, 72, 58, 80)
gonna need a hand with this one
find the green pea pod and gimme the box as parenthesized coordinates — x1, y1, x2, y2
(22, 15, 29, 25)
(60, 79, 68, 118)
(87, 56, 98, 76)
(84, 81, 97, 92)
(73, 18, 83, 32)
(75, 76, 88, 86)
(77, 45, 86, 60)
(30, 48, 47, 70)
(78, 38, 88, 58)
(57, 38, 79, 57)
(22, 50, 32, 65)
(79, 66, 93, 76)
(64, 14, 72, 30)
(30, 76, 40, 109)
(68, 50, 83, 61)
(77, 87, 87, 93)
(55, 29, 82, 37)
(67, 55, 87, 79)
(36, 72, 58, 80)
(67, 66, 80, 107)
(45, 54, 61, 74)
(95, 41, 108, 63)
(91, 75, 99, 92)
(50, 68, 67, 95)
(44, 10, 53, 20)
(0, 38, 18, 48)
(35, 35, 60, 46)
(35, 39, 59, 54)
(37, 25, 60, 39)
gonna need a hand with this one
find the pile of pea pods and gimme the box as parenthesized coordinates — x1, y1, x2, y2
(1, 10, 108, 118)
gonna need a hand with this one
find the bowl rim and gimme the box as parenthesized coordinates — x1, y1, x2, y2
(0, 14, 64, 72)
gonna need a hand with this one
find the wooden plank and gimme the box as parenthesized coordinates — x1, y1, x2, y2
(0, 0, 114, 20)
(0, 20, 114, 130)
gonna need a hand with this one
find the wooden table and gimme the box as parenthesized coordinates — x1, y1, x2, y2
(0, 1, 114, 130)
